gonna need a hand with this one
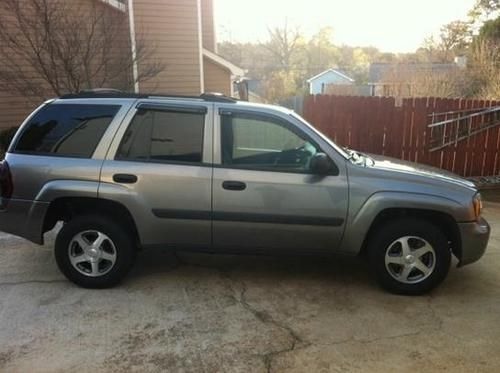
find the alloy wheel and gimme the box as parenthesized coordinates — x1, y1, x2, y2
(384, 236, 436, 284)
(68, 230, 117, 277)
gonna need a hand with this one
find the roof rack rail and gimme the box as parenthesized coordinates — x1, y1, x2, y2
(59, 90, 147, 99)
(59, 90, 238, 103)
(81, 88, 124, 94)
(200, 92, 237, 103)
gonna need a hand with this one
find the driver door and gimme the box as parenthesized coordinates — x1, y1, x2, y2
(212, 108, 348, 252)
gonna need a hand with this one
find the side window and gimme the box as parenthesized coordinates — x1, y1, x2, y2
(116, 108, 205, 164)
(221, 112, 321, 173)
(14, 104, 120, 158)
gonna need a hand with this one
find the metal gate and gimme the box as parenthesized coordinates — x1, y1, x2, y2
(428, 106, 500, 152)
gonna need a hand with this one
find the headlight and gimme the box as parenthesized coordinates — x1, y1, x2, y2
(473, 193, 483, 218)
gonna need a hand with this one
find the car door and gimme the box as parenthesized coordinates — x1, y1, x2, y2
(99, 101, 213, 248)
(212, 107, 349, 252)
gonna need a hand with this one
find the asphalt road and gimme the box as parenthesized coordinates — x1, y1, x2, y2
(1, 205, 500, 372)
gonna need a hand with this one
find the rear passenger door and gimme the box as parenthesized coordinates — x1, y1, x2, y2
(99, 101, 213, 248)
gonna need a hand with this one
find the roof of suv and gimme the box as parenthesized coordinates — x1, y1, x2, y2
(59, 91, 238, 103)
(56, 90, 293, 115)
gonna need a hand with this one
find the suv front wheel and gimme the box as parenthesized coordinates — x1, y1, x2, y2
(55, 215, 136, 288)
(368, 218, 451, 295)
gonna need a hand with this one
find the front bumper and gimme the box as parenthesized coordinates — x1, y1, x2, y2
(0, 198, 48, 244)
(457, 217, 490, 267)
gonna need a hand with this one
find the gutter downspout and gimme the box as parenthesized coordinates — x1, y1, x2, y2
(128, 0, 140, 93)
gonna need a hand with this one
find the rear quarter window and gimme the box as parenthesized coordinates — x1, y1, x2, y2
(13, 104, 120, 158)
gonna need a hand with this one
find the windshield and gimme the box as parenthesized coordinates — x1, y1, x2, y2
(290, 112, 375, 166)
(290, 112, 350, 159)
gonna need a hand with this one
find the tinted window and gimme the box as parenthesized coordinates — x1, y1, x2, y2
(116, 109, 205, 163)
(15, 104, 120, 158)
(221, 113, 321, 172)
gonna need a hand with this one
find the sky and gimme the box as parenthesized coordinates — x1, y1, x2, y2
(215, 0, 477, 53)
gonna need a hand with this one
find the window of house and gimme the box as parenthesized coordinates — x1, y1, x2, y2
(14, 104, 120, 158)
(221, 112, 321, 173)
(116, 108, 205, 164)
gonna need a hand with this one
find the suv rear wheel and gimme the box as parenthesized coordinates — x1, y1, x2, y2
(368, 218, 451, 295)
(55, 215, 136, 288)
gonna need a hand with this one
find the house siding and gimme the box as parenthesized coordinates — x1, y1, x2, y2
(309, 71, 353, 94)
(0, 0, 239, 130)
(0, 0, 130, 129)
(203, 57, 231, 96)
(133, 0, 203, 94)
(200, 0, 216, 52)
(0, 93, 34, 130)
(0, 3, 54, 129)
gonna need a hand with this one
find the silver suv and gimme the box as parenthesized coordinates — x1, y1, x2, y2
(0, 92, 490, 294)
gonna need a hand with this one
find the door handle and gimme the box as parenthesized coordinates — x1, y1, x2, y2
(222, 180, 246, 191)
(113, 173, 138, 184)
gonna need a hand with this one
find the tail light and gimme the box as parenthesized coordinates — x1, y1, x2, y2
(0, 160, 13, 200)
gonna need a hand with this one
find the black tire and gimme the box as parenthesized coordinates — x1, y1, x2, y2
(55, 214, 136, 288)
(368, 218, 451, 295)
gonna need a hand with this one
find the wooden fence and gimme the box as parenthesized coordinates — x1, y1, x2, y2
(303, 95, 500, 177)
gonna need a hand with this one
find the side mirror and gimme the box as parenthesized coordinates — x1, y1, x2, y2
(310, 153, 333, 175)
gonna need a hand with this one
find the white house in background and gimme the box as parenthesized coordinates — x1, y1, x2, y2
(307, 69, 355, 94)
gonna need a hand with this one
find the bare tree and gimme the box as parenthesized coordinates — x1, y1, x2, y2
(264, 21, 302, 73)
(379, 65, 466, 98)
(0, 0, 164, 100)
(421, 21, 472, 62)
(469, 0, 499, 19)
(468, 39, 500, 99)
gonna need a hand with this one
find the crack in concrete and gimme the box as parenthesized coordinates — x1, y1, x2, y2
(220, 272, 310, 373)
(312, 296, 445, 349)
(239, 284, 303, 373)
(0, 279, 67, 287)
(170, 251, 446, 372)
(170, 254, 306, 373)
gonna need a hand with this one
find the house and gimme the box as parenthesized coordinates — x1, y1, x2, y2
(306, 69, 355, 95)
(132, 0, 244, 95)
(368, 58, 465, 97)
(0, 0, 244, 129)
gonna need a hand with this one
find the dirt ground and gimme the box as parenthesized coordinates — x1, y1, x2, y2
(1, 203, 500, 372)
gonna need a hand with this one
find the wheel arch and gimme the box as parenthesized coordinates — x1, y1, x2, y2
(340, 192, 464, 260)
(359, 207, 462, 260)
(43, 197, 141, 248)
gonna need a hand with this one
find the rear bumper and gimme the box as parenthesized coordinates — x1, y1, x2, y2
(0, 198, 48, 244)
(457, 217, 490, 267)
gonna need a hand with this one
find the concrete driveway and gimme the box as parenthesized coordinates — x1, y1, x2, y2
(1, 205, 500, 372)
